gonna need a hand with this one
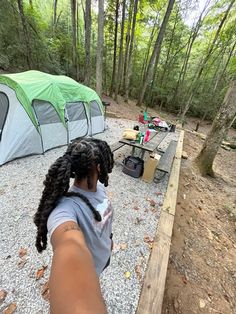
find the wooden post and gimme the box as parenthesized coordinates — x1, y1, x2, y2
(136, 130, 184, 314)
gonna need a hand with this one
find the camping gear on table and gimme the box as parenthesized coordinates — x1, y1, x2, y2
(122, 129, 139, 140)
(149, 116, 170, 131)
(137, 132, 144, 144)
(152, 117, 161, 125)
(158, 120, 169, 130)
(138, 114, 149, 124)
(122, 156, 144, 178)
(143, 129, 151, 143)
(0, 70, 105, 166)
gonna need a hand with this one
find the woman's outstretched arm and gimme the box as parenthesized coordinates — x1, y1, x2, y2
(49, 221, 107, 314)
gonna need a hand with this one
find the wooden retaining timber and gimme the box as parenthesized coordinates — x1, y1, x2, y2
(136, 130, 184, 314)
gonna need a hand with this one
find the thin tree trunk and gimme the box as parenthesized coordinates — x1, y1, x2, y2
(96, 0, 104, 97)
(213, 41, 236, 92)
(17, 0, 32, 68)
(104, 38, 108, 93)
(196, 79, 236, 176)
(149, 8, 180, 106)
(173, 32, 192, 104)
(29, 0, 33, 8)
(76, 0, 79, 48)
(110, 0, 119, 97)
(124, 0, 138, 102)
(180, 0, 235, 123)
(71, 0, 78, 80)
(173, 0, 211, 103)
(53, 0, 58, 33)
(115, 0, 126, 102)
(122, 0, 133, 94)
(137, 0, 175, 106)
(159, 8, 179, 87)
(141, 14, 158, 84)
(84, 0, 91, 85)
(198, 40, 236, 125)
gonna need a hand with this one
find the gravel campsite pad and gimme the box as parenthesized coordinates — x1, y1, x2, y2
(0, 118, 179, 313)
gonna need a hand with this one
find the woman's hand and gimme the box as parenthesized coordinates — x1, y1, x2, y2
(49, 221, 107, 314)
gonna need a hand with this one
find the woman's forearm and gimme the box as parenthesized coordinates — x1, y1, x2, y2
(49, 239, 107, 314)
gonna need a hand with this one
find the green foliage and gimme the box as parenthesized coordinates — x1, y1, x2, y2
(0, 0, 235, 125)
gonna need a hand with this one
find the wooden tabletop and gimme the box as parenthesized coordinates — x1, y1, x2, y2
(119, 131, 168, 153)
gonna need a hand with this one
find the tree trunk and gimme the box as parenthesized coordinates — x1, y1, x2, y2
(197, 41, 236, 126)
(213, 41, 236, 92)
(173, 0, 211, 103)
(29, 0, 33, 8)
(17, 0, 32, 68)
(110, 0, 119, 97)
(137, 0, 175, 107)
(84, 0, 91, 85)
(76, 0, 80, 51)
(141, 14, 158, 84)
(53, 0, 58, 32)
(71, 0, 78, 80)
(115, 0, 126, 102)
(159, 8, 179, 88)
(104, 38, 108, 94)
(124, 0, 138, 102)
(196, 79, 236, 176)
(149, 8, 180, 106)
(180, 0, 235, 123)
(96, 0, 104, 97)
(122, 0, 133, 94)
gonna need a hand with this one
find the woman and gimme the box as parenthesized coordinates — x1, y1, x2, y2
(34, 138, 114, 313)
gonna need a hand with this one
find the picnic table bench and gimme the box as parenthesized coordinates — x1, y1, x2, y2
(154, 140, 178, 181)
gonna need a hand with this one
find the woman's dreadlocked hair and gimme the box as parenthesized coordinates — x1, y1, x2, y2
(34, 138, 114, 253)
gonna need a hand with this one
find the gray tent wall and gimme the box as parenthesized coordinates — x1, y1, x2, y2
(0, 85, 105, 166)
(0, 84, 42, 165)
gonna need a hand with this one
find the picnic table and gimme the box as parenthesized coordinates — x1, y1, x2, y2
(118, 131, 168, 159)
(110, 129, 178, 182)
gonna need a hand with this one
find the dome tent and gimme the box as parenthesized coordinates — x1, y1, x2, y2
(0, 70, 105, 165)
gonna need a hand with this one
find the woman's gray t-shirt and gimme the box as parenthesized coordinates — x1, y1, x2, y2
(47, 182, 113, 275)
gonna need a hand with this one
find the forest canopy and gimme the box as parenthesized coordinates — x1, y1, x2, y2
(0, 0, 235, 122)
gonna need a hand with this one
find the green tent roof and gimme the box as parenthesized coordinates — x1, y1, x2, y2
(0, 70, 102, 127)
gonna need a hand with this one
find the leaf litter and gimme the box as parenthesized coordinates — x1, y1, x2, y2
(36, 266, 48, 280)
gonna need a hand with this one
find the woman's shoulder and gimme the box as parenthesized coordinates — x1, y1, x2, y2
(47, 197, 79, 237)
(57, 196, 79, 209)
(97, 181, 105, 191)
(48, 197, 79, 224)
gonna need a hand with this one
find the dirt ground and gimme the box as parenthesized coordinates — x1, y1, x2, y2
(103, 95, 236, 314)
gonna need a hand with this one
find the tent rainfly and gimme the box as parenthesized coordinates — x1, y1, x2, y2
(0, 70, 105, 165)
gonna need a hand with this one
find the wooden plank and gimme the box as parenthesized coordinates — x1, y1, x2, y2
(162, 132, 184, 216)
(119, 132, 167, 153)
(157, 140, 177, 174)
(136, 130, 184, 314)
(136, 211, 174, 314)
(110, 142, 125, 153)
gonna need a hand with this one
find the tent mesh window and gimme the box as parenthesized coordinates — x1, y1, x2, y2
(90, 100, 102, 117)
(0, 92, 9, 140)
(32, 100, 61, 125)
(66, 102, 87, 121)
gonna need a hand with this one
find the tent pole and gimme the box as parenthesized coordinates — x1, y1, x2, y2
(32, 105, 45, 154)
(38, 125, 45, 154)
(64, 108, 70, 145)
